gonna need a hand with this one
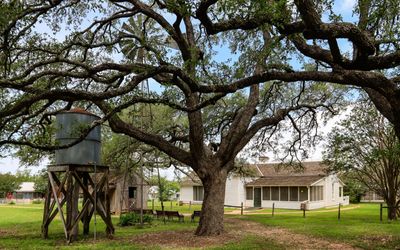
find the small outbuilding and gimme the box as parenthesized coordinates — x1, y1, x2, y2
(108, 171, 149, 215)
(14, 182, 43, 202)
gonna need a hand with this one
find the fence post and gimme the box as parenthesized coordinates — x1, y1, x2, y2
(380, 203, 383, 223)
(189, 201, 192, 211)
(338, 203, 341, 221)
(272, 203, 275, 217)
(241, 202, 243, 215)
(303, 208, 306, 218)
(152, 199, 154, 210)
(170, 201, 173, 209)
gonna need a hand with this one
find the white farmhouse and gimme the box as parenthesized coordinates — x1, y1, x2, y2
(179, 162, 349, 210)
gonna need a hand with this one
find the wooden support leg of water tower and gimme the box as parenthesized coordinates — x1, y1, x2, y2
(41, 165, 114, 242)
(41, 179, 52, 239)
(104, 169, 114, 236)
(66, 170, 80, 242)
(82, 174, 90, 236)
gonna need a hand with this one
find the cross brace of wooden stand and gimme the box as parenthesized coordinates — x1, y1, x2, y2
(41, 165, 114, 243)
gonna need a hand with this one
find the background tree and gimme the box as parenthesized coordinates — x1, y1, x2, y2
(2, 0, 400, 235)
(339, 173, 366, 203)
(33, 169, 48, 196)
(0, 173, 21, 198)
(324, 100, 400, 220)
(148, 175, 179, 202)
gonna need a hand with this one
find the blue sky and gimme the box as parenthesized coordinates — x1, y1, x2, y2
(0, 0, 358, 175)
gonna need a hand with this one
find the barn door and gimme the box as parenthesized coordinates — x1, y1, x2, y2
(254, 188, 262, 207)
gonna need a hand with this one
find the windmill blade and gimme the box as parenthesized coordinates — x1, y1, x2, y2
(119, 15, 152, 62)
(122, 22, 136, 35)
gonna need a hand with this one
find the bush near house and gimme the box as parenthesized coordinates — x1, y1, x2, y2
(119, 213, 153, 226)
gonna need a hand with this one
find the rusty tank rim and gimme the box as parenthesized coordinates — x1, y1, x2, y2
(58, 108, 101, 119)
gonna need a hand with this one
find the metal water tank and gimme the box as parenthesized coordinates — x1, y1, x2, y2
(55, 108, 101, 165)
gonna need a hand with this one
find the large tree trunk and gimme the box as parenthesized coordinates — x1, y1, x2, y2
(387, 191, 398, 220)
(195, 170, 227, 236)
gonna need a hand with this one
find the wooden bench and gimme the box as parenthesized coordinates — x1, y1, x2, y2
(155, 210, 184, 222)
(165, 211, 184, 222)
(155, 210, 165, 219)
(191, 210, 201, 222)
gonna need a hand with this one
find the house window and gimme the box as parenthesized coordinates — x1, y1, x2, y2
(310, 186, 323, 201)
(290, 187, 298, 201)
(339, 187, 343, 197)
(332, 183, 335, 198)
(128, 187, 137, 199)
(299, 186, 308, 201)
(280, 187, 289, 201)
(246, 187, 253, 200)
(193, 186, 204, 201)
(271, 187, 279, 201)
(262, 187, 270, 200)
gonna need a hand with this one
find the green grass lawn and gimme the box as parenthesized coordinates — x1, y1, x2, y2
(0, 203, 199, 249)
(1, 203, 400, 249)
(0, 203, 245, 249)
(242, 203, 400, 249)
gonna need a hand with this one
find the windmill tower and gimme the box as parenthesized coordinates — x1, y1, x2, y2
(119, 15, 154, 225)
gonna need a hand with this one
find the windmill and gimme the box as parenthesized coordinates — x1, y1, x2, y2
(119, 15, 154, 226)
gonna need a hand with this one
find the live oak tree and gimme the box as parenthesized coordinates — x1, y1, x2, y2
(0, 172, 21, 198)
(1, 0, 400, 235)
(324, 101, 400, 220)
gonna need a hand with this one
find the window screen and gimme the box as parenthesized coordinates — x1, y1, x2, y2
(262, 187, 270, 200)
(290, 187, 298, 201)
(246, 187, 253, 200)
(299, 186, 308, 201)
(271, 187, 279, 201)
(280, 187, 289, 201)
(193, 186, 204, 201)
(310, 186, 323, 201)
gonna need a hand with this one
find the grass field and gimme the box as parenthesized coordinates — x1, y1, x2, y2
(242, 203, 400, 249)
(0, 203, 399, 249)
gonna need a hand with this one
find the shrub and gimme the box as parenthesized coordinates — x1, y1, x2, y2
(8, 201, 15, 205)
(119, 212, 153, 226)
(32, 199, 42, 204)
(143, 214, 153, 223)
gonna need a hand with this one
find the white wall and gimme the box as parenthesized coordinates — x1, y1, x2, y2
(180, 174, 349, 209)
(180, 185, 195, 203)
(318, 175, 348, 207)
(179, 176, 255, 207)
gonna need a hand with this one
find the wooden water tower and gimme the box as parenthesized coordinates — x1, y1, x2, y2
(41, 108, 114, 242)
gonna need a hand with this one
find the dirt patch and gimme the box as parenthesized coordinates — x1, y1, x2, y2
(129, 229, 241, 249)
(361, 234, 396, 247)
(226, 218, 360, 250)
(0, 229, 16, 237)
(125, 218, 359, 249)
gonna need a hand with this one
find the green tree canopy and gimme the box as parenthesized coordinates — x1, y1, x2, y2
(0, 172, 21, 198)
(324, 100, 400, 219)
(2, 0, 400, 235)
